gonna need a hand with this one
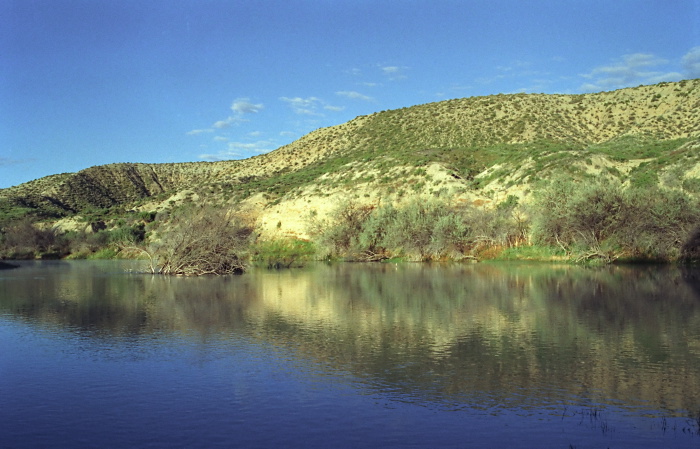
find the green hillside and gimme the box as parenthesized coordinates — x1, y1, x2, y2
(1, 79, 700, 265)
(2, 79, 699, 220)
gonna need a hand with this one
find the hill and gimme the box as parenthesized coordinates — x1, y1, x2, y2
(1, 79, 699, 241)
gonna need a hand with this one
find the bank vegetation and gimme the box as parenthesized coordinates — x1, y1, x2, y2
(2, 177, 700, 274)
(1, 80, 699, 274)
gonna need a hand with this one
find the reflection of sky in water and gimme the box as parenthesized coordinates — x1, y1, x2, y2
(1, 261, 700, 448)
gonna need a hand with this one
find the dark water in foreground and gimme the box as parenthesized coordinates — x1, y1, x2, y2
(1, 260, 700, 448)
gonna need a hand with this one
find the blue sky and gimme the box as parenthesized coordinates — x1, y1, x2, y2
(2, 0, 699, 188)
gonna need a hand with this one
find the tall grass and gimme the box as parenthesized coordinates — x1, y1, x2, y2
(251, 239, 316, 268)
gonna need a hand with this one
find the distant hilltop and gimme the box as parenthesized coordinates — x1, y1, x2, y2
(1, 79, 699, 239)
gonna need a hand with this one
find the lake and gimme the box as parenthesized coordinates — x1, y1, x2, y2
(1, 260, 699, 448)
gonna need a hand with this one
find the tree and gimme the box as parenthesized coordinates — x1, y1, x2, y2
(0, 218, 66, 259)
(130, 206, 254, 276)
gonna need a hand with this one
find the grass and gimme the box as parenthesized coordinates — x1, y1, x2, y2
(87, 248, 120, 259)
(251, 238, 317, 268)
(588, 136, 692, 162)
(495, 245, 567, 261)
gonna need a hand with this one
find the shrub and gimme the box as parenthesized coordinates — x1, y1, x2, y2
(620, 187, 700, 260)
(315, 201, 377, 259)
(531, 176, 700, 262)
(315, 198, 527, 261)
(109, 224, 146, 245)
(384, 200, 444, 259)
(139, 206, 254, 275)
(0, 219, 68, 259)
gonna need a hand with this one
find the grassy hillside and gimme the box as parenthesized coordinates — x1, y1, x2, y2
(1, 79, 699, 240)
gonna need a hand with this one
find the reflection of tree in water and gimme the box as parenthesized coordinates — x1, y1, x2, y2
(681, 227, 700, 262)
(0, 261, 150, 334)
(2, 261, 700, 415)
(250, 263, 700, 415)
(681, 264, 700, 299)
(0, 261, 256, 336)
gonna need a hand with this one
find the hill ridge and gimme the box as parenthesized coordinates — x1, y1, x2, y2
(1, 79, 699, 230)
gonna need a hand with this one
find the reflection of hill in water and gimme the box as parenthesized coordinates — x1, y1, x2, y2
(2, 261, 700, 414)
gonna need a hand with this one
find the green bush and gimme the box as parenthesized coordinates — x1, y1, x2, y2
(682, 178, 700, 193)
(252, 239, 316, 268)
(620, 187, 700, 260)
(383, 200, 445, 259)
(315, 198, 527, 261)
(109, 224, 146, 245)
(531, 176, 700, 262)
(0, 219, 69, 259)
(315, 201, 377, 259)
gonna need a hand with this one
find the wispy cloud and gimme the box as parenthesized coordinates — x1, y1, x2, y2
(435, 83, 473, 98)
(212, 116, 248, 129)
(280, 96, 323, 115)
(227, 140, 275, 153)
(682, 46, 700, 78)
(496, 60, 533, 73)
(198, 140, 276, 161)
(0, 156, 29, 167)
(336, 90, 374, 102)
(579, 53, 682, 92)
(381, 65, 408, 80)
(186, 128, 213, 136)
(231, 98, 263, 114)
(280, 96, 344, 115)
(198, 152, 229, 162)
(187, 97, 263, 135)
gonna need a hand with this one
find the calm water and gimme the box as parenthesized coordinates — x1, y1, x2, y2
(1, 261, 700, 448)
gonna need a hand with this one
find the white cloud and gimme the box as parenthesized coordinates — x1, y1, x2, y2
(212, 116, 248, 129)
(213, 136, 228, 142)
(199, 152, 255, 162)
(198, 140, 276, 161)
(335, 90, 374, 101)
(381, 65, 408, 80)
(0, 156, 29, 167)
(186, 128, 213, 135)
(324, 105, 345, 112)
(189, 97, 262, 137)
(495, 60, 536, 77)
(280, 96, 323, 115)
(579, 53, 682, 92)
(231, 97, 264, 114)
(682, 46, 700, 78)
(198, 153, 219, 161)
(227, 141, 270, 151)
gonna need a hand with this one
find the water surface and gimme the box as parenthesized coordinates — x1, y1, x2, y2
(1, 261, 700, 448)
